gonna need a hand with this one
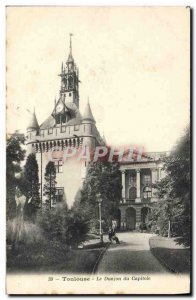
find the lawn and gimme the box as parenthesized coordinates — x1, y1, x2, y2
(149, 236, 190, 274)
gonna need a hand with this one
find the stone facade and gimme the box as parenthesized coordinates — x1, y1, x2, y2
(119, 152, 169, 230)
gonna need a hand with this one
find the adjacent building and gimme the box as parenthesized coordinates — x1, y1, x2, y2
(118, 151, 169, 230)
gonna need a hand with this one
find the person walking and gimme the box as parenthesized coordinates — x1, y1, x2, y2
(108, 222, 120, 244)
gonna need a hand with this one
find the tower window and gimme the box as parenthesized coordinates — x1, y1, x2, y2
(56, 115, 61, 124)
(62, 115, 66, 123)
(55, 160, 63, 173)
(53, 187, 64, 204)
(61, 126, 66, 133)
(69, 93, 72, 97)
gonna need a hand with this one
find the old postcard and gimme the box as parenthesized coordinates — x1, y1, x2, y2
(6, 6, 191, 295)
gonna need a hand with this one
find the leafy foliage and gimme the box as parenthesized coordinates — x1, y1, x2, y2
(151, 127, 191, 246)
(6, 133, 26, 219)
(23, 153, 40, 220)
(37, 203, 88, 247)
(73, 161, 122, 231)
(43, 161, 56, 209)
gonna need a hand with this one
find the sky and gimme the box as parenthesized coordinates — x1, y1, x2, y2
(6, 6, 190, 152)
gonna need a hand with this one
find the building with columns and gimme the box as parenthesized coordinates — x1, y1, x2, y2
(119, 151, 170, 230)
(26, 35, 105, 207)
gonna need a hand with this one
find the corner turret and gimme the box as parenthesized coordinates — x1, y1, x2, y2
(82, 100, 95, 124)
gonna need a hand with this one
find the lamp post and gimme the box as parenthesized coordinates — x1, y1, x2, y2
(36, 140, 42, 208)
(97, 193, 103, 243)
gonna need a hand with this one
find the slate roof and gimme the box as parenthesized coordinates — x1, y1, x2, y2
(82, 102, 95, 123)
(40, 108, 82, 129)
(27, 111, 39, 129)
(40, 115, 56, 130)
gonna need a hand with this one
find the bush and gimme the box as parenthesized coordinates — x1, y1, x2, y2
(37, 203, 89, 247)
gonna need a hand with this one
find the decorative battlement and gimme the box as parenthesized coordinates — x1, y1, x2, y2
(31, 137, 83, 153)
(27, 123, 105, 148)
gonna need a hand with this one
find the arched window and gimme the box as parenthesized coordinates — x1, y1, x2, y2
(73, 139, 76, 148)
(143, 186, 152, 199)
(129, 187, 137, 200)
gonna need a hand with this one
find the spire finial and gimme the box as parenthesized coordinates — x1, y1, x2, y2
(70, 33, 73, 55)
(87, 96, 89, 104)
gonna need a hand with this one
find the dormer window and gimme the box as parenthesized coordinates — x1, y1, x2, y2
(61, 126, 66, 133)
(48, 128, 53, 134)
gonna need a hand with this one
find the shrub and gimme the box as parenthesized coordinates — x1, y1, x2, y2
(37, 203, 89, 247)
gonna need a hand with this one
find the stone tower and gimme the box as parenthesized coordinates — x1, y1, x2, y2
(26, 35, 106, 207)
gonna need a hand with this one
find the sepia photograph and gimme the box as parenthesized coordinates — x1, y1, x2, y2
(6, 6, 191, 294)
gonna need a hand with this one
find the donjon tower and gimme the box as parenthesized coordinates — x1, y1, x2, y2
(26, 35, 105, 207)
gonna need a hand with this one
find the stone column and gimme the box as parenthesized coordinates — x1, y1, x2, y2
(120, 207, 126, 231)
(135, 169, 141, 203)
(151, 168, 158, 200)
(121, 170, 126, 203)
(151, 168, 157, 183)
(157, 167, 161, 181)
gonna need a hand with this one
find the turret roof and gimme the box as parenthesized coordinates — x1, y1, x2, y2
(82, 101, 95, 123)
(27, 110, 39, 129)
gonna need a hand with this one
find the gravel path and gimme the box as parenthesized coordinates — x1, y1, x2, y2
(96, 232, 170, 274)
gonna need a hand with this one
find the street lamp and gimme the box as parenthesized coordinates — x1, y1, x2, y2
(36, 139, 43, 208)
(97, 192, 103, 243)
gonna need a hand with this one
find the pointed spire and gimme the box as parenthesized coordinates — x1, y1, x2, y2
(67, 33, 74, 63)
(82, 100, 95, 123)
(27, 109, 39, 130)
(61, 62, 63, 73)
(70, 33, 73, 55)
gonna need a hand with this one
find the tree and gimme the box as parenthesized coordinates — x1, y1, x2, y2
(37, 203, 88, 247)
(151, 127, 190, 246)
(23, 153, 40, 220)
(43, 161, 56, 210)
(73, 161, 122, 231)
(6, 133, 25, 219)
